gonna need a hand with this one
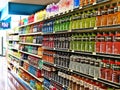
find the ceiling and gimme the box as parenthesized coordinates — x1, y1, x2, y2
(0, 0, 59, 10)
(8, 0, 59, 5)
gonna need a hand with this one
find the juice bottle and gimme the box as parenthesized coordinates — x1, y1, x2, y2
(96, 32, 102, 53)
(107, 5, 114, 26)
(112, 60, 120, 83)
(66, 16, 70, 30)
(89, 80, 94, 90)
(89, 33, 96, 52)
(69, 15, 73, 30)
(96, 8, 102, 27)
(81, 33, 85, 51)
(81, 12, 86, 29)
(85, 11, 90, 28)
(77, 34, 82, 51)
(90, 9, 96, 28)
(105, 59, 113, 81)
(114, 2, 120, 25)
(75, 13, 80, 29)
(113, 31, 120, 54)
(101, 58, 107, 79)
(78, 13, 82, 29)
(84, 78, 89, 90)
(74, 0, 80, 9)
(80, 0, 84, 7)
(80, 77, 85, 90)
(106, 32, 114, 54)
(72, 14, 76, 30)
(100, 32, 108, 53)
(101, 7, 108, 26)
(85, 33, 89, 52)
(74, 34, 78, 51)
(70, 34, 74, 50)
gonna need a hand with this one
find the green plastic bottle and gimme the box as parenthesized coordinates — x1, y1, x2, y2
(85, 33, 89, 52)
(69, 15, 73, 30)
(81, 12, 86, 29)
(85, 11, 91, 28)
(74, 34, 78, 51)
(78, 13, 82, 29)
(72, 14, 76, 30)
(70, 34, 74, 50)
(78, 34, 82, 51)
(89, 33, 96, 52)
(90, 9, 96, 28)
(66, 16, 70, 30)
(81, 33, 85, 51)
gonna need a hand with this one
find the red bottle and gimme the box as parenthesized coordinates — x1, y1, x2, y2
(96, 33, 102, 53)
(36, 70, 41, 78)
(113, 31, 120, 54)
(106, 32, 114, 54)
(112, 60, 120, 83)
(100, 32, 108, 53)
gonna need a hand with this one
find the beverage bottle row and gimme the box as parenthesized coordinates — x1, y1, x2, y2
(69, 55, 100, 78)
(54, 52, 70, 68)
(42, 50, 55, 64)
(20, 45, 43, 56)
(19, 69, 43, 90)
(101, 59, 120, 83)
(43, 35, 54, 48)
(70, 33, 96, 52)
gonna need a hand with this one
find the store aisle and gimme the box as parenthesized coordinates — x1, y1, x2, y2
(0, 57, 25, 90)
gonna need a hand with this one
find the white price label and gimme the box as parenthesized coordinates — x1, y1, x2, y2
(72, 50, 74, 52)
(92, 52, 96, 55)
(68, 30, 72, 32)
(94, 78, 98, 80)
(94, 27, 97, 30)
(79, 7, 82, 9)
(93, 2, 97, 5)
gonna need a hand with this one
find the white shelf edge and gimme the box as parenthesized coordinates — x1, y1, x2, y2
(9, 53, 20, 60)
(20, 59, 40, 70)
(19, 20, 43, 28)
(19, 50, 42, 59)
(19, 66, 43, 82)
(19, 42, 42, 46)
(19, 32, 43, 36)
(10, 71, 34, 90)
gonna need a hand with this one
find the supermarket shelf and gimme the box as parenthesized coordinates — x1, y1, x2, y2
(43, 25, 120, 35)
(9, 32, 19, 35)
(19, 32, 43, 36)
(9, 40, 19, 42)
(8, 47, 19, 51)
(19, 20, 44, 28)
(20, 58, 41, 70)
(43, 85, 49, 90)
(19, 50, 42, 59)
(19, 66, 43, 82)
(18, 0, 110, 28)
(43, 61, 69, 71)
(9, 53, 20, 60)
(19, 42, 42, 46)
(43, 76, 67, 88)
(8, 70, 33, 90)
(43, 61, 120, 88)
(43, 47, 120, 59)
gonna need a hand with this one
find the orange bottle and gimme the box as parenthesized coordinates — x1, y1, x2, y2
(101, 7, 108, 26)
(107, 6, 114, 26)
(96, 9, 102, 27)
(115, 2, 120, 25)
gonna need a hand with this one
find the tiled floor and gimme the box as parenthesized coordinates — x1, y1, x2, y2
(0, 57, 25, 90)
